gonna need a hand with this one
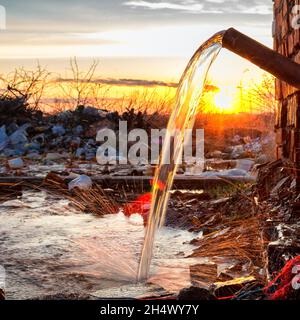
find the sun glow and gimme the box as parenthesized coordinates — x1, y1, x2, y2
(203, 84, 239, 114)
(213, 87, 236, 113)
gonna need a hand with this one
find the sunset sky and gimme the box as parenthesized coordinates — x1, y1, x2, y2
(0, 0, 273, 85)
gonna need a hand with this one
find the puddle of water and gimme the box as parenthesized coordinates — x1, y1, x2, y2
(0, 190, 202, 299)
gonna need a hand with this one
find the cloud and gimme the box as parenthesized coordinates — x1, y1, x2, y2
(0, 32, 119, 46)
(57, 77, 178, 88)
(123, 1, 204, 12)
(123, 0, 273, 15)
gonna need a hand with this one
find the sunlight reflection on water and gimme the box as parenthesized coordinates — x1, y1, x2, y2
(0, 190, 202, 299)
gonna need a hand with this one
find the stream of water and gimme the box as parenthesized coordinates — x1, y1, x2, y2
(138, 32, 225, 280)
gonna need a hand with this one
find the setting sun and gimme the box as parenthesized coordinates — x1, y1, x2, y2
(202, 84, 239, 114)
(213, 87, 236, 113)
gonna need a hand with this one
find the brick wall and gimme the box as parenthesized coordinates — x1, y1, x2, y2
(273, 0, 300, 188)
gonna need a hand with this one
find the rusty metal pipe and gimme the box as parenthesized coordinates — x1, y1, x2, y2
(222, 28, 300, 90)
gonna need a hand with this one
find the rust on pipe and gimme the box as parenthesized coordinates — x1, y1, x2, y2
(222, 28, 300, 90)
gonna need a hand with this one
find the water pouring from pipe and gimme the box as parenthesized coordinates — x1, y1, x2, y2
(137, 28, 300, 282)
(137, 31, 225, 281)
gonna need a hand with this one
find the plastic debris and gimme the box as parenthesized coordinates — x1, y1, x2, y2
(264, 256, 300, 300)
(9, 124, 30, 146)
(68, 175, 93, 191)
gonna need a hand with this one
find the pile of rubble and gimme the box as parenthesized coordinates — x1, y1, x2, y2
(170, 159, 300, 300)
(0, 106, 155, 175)
(0, 106, 129, 160)
(199, 130, 276, 179)
(0, 101, 276, 181)
(206, 132, 275, 162)
(255, 160, 300, 278)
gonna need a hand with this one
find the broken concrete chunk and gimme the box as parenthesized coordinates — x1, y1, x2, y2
(45, 153, 67, 161)
(8, 157, 24, 169)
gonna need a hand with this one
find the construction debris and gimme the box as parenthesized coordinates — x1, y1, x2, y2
(8, 158, 24, 169)
(68, 175, 93, 191)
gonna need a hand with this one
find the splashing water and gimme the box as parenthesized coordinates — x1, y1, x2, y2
(137, 32, 225, 281)
(0, 190, 200, 299)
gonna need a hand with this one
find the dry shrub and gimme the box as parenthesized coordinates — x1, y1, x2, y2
(0, 182, 23, 203)
(41, 173, 119, 216)
(189, 264, 219, 288)
(190, 217, 266, 271)
(67, 184, 119, 216)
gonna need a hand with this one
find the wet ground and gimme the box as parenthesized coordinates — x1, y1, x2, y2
(0, 190, 202, 300)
